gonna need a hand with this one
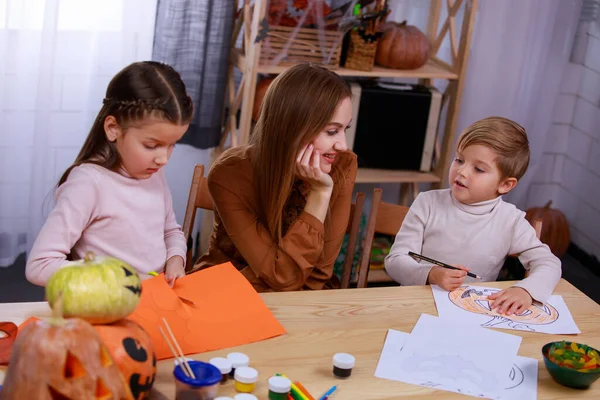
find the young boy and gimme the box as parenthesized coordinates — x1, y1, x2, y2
(385, 117, 561, 315)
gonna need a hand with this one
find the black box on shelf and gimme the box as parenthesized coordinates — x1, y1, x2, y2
(347, 81, 442, 172)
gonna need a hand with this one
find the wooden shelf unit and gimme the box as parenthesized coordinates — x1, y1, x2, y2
(222, 0, 478, 187)
(231, 48, 459, 80)
(257, 60, 459, 80)
(356, 169, 440, 184)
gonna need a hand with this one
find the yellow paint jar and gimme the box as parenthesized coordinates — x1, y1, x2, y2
(234, 366, 258, 393)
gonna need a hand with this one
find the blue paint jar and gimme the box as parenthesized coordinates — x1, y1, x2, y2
(173, 360, 222, 400)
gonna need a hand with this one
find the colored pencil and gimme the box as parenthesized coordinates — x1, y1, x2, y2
(280, 374, 309, 400)
(408, 251, 482, 279)
(318, 385, 337, 400)
(290, 386, 309, 400)
(294, 381, 315, 400)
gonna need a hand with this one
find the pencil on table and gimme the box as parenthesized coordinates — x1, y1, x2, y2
(318, 385, 337, 400)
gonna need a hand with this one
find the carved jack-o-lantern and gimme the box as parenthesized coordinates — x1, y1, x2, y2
(95, 320, 156, 400)
(449, 287, 559, 325)
(46, 252, 142, 324)
(0, 322, 17, 365)
(0, 317, 133, 400)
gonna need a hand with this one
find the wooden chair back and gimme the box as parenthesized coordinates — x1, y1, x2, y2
(340, 192, 366, 289)
(182, 165, 214, 269)
(356, 188, 409, 288)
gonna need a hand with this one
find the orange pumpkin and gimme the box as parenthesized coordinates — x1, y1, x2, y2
(0, 317, 132, 400)
(252, 77, 276, 122)
(375, 21, 430, 69)
(94, 319, 156, 400)
(0, 322, 17, 365)
(525, 201, 570, 258)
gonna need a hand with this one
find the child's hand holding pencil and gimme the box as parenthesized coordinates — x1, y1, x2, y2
(409, 251, 481, 292)
(428, 264, 470, 291)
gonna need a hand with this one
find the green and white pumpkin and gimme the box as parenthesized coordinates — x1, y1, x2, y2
(46, 252, 142, 324)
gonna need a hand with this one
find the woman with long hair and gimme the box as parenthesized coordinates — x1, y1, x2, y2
(194, 63, 357, 292)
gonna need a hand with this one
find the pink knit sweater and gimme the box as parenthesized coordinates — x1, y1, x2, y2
(26, 164, 186, 285)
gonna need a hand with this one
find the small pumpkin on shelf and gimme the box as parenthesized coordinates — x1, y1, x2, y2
(0, 296, 133, 400)
(375, 20, 430, 70)
(525, 201, 571, 258)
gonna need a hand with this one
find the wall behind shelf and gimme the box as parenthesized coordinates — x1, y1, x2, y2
(526, 18, 600, 261)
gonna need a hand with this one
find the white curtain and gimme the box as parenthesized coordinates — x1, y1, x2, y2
(0, 0, 157, 267)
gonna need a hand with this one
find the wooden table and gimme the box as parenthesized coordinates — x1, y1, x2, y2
(1, 279, 599, 399)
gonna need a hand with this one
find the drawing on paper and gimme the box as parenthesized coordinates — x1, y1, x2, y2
(400, 354, 497, 392)
(376, 328, 538, 400)
(449, 286, 559, 331)
(505, 364, 524, 390)
(407, 358, 524, 397)
(410, 361, 524, 392)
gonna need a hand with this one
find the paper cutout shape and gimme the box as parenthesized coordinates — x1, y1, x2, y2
(128, 262, 286, 360)
(432, 285, 581, 334)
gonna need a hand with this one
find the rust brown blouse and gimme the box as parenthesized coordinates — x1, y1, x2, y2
(193, 145, 358, 292)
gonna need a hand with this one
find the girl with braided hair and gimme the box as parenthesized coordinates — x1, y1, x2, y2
(26, 61, 193, 286)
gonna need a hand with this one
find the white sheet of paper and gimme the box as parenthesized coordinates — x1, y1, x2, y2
(375, 314, 522, 398)
(432, 285, 581, 334)
(375, 329, 538, 400)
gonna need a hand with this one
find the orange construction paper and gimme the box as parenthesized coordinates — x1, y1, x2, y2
(128, 263, 286, 360)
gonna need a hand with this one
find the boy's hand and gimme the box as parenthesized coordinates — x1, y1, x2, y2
(164, 256, 185, 287)
(427, 264, 469, 291)
(487, 287, 533, 316)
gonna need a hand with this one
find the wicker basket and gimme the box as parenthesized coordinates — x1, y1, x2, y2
(344, 30, 379, 71)
(260, 25, 343, 68)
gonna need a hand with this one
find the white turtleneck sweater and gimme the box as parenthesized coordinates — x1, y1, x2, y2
(384, 189, 561, 302)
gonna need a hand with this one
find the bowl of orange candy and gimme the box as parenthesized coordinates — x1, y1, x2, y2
(542, 341, 600, 389)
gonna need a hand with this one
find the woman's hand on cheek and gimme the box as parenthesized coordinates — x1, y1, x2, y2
(296, 143, 334, 191)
